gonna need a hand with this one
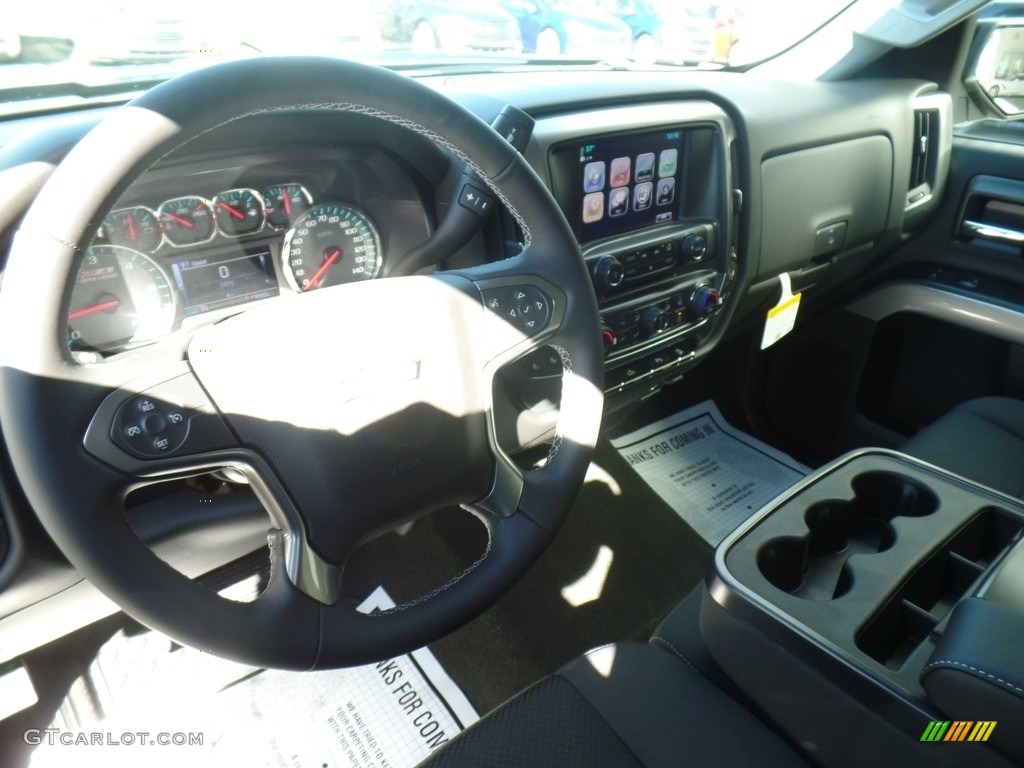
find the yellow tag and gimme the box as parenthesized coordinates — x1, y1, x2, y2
(761, 273, 801, 349)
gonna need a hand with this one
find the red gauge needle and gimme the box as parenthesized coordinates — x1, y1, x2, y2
(216, 202, 245, 221)
(126, 214, 136, 242)
(164, 212, 194, 229)
(303, 248, 341, 292)
(68, 298, 120, 320)
(281, 193, 292, 216)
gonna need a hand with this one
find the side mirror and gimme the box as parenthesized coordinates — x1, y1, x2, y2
(967, 21, 1024, 116)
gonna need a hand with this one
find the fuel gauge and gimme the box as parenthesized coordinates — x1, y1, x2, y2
(213, 188, 265, 236)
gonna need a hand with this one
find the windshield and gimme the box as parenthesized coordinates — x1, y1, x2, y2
(0, 1, 852, 114)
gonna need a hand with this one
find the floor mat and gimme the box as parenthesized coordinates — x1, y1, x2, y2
(423, 439, 713, 715)
(611, 400, 809, 545)
(32, 588, 477, 768)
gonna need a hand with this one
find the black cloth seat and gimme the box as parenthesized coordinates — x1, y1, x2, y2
(417, 641, 806, 767)
(902, 396, 1024, 497)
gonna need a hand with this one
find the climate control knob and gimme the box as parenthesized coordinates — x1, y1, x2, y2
(601, 327, 617, 352)
(689, 285, 721, 319)
(593, 256, 625, 290)
(642, 307, 670, 335)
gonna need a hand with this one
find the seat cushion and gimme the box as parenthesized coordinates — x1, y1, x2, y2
(417, 642, 806, 767)
(902, 396, 1024, 497)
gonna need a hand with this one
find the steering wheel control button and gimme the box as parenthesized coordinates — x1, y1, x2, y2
(112, 395, 189, 458)
(458, 183, 494, 216)
(521, 346, 563, 379)
(483, 285, 552, 337)
(142, 413, 167, 434)
(97, 372, 237, 463)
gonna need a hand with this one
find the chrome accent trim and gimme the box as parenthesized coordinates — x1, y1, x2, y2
(961, 219, 1024, 246)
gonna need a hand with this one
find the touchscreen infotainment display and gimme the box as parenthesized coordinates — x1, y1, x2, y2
(576, 128, 686, 242)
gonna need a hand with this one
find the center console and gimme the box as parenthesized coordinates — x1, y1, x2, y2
(701, 449, 1024, 766)
(529, 102, 739, 412)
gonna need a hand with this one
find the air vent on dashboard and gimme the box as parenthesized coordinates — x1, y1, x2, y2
(908, 108, 937, 205)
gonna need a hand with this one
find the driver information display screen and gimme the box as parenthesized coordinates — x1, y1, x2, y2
(577, 128, 687, 242)
(170, 248, 279, 316)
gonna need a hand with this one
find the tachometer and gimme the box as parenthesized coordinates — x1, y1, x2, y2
(68, 245, 176, 353)
(281, 203, 381, 292)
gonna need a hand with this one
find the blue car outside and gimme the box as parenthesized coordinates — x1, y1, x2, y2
(502, 0, 632, 59)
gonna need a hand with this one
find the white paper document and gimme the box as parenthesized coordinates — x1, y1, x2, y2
(612, 401, 809, 545)
(34, 587, 478, 768)
(209, 587, 479, 767)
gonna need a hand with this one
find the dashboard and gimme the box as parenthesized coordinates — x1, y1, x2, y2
(0, 64, 954, 662)
(41, 72, 950, 412)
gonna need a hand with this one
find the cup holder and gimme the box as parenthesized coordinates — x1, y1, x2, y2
(757, 471, 938, 600)
(850, 471, 937, 520)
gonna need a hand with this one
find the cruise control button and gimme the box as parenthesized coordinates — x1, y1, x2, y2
(137, 398, 157, 414)
(152, 436, 172, 452)
(124, 424, 143, 439)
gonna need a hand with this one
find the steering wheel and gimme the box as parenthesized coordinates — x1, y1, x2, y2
(0, 57, 603, 669)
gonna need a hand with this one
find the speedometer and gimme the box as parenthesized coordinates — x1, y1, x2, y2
(281, 203, 381, 292)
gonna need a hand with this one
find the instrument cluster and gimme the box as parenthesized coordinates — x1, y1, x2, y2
(70, 181, 384, 356)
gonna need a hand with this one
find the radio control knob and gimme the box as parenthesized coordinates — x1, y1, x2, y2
(689, 285, 721, 318)
(642, 307, 670, 335)
(594, 256, 625, 289)
(682, 234, 708, 261)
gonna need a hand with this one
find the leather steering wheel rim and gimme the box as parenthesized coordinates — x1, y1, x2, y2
(0, 57, 603, 669)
